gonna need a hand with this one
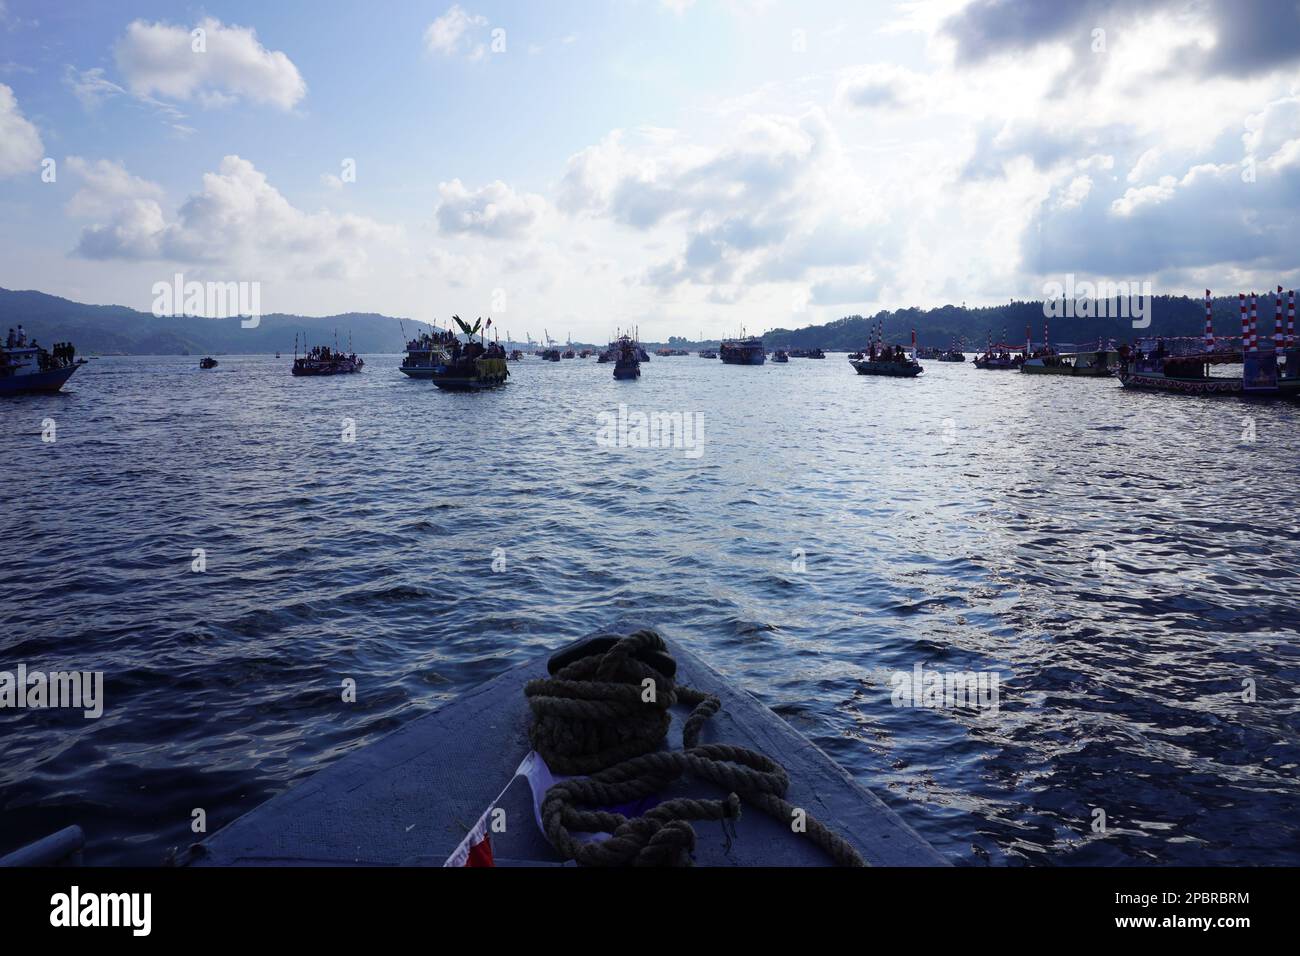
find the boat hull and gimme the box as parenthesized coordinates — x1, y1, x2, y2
(719, 352, 765, 365)
(192, 630, 947, 867)
(850, 359, 922, 377)
(0, 363, 81, 396)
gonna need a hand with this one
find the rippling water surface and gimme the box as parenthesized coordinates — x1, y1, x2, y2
(2, 354, 1298, 865)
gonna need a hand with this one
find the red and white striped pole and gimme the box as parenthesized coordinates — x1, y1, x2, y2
(1249, 292, 1258, 352)
(1239, 293, 1248, 352)
(1275, 286, 1284, 354)
(1289, 290, 1296, 348)
(1204, 290, 1214, 350)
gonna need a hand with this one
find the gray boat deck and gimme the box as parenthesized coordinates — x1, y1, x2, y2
(196, 635, 947, 866)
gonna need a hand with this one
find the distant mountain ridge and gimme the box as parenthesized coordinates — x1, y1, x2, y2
(0, 286, 1260, 355)
(0, 288, 415, 355)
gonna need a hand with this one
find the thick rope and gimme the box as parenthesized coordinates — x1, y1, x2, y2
(524, 629, 866, 867)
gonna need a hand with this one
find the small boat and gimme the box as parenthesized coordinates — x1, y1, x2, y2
(188, 628, 945, 867)
(972, 346, 1024, 370)
(400, 331, 453, 379)
(0, 340, 86, 395)
(199, 357, 218, 369)
(773, 349, 789, 363)
(807, 348, 825, 359)
(850, 353, 923, 377)
(292, 332, 364, 377)
(508, 349, 524, 362)
(1021, 349, 1117, 377)
(275, 351, 281, 359)
(612, 333, 641, 380)
(579, 349, 592, 359)
(697, 348, 717, 359)
(541, 348, 561, 362)
(719, 335, 765, 365)
(935, 351, 966, 363)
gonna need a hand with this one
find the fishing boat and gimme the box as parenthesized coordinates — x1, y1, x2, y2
(934, 337, 966, 362)
(1021, 348, 1117, 377)
(850, 326, 923, 377)
(292, 331, 364, 377)
(597, 343, 615, 363)
(541, 348, 561, 362)
(1119, 290, 1300, 396)
(400, 330, 453, 378)
(772, 349, 789, 363)
(612, 333, 641, 380)
(719, 335, 765, 365)
(199, 357, 218, 369)
(807, 348, 825, 359)
(697, 348, 717, 359)
(579, 349, 592, 359)
(850, 349, 922, 377)
(0, 341, 86, 396)
(972, 344, 1024, 370)
(185, 628, 945, 867)
(429, 316, 510, 390)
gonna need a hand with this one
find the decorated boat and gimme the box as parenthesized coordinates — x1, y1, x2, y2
(719, 334, 765, 365)
(400, 330, 453, 379)
(612, 333, 641, 380)
(1021, 348, 1117, 376)
(1119, 290, 1300, 396)
(0, 339, 86, 396)
(430, 316, 510, 390)
(292, 336, 364, 376)
(849, 324, 923, 377)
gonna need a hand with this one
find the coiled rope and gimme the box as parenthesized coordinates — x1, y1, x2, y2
(524, 629, 866, 867)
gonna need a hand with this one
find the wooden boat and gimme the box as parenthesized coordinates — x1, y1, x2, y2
(400, 333, 452, 378)
(0, 344, 85, 395)
(1118, 346, 1300, 396)
(612, 334, 641, 380)
(719, 335, 765, 365)
(972, 344, 1024, 370)
(188, 629, 945, 867)
(541, 348, 561, 362)
(199, 357, 218, 369)
(935, 351, 966, 362)
(1021, 349, 1117, 377)
(430, 341, 510, 390)
(850, 355, 922, 377)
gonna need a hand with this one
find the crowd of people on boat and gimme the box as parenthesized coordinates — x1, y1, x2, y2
(447, 337, 506, 364)
(406, 329, 459, 351)
(2, 326, 78, 370)
(295, 344, 361, 369)
(865, 343, 911, 363)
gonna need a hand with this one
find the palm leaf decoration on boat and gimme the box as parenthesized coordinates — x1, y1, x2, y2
(451, 314, 482, 339)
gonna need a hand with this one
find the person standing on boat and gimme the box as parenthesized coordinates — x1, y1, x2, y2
(15, 324, 26, 346)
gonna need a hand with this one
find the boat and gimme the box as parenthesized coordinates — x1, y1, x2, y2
(1118, 345, 1300, 396)
(199, 357, 218, 369)
(596, 343, 615, 363)
(1021, 348, 1118, 377)
(0, 340, 86, 395)
(807, 348, 825, 359)
(186, 628, 945, 867)
(508, 349, 524, 362)
(612, 334, 641, 380)
(400, 329, 454, 379)
(935, 350, 965, 362)
(772, 349, 789, 363)
(850, 327, 923, 377)
(275, 351, 281, 359)
(697, 348, 717, 359)
(579, 349, 592, 359)
(972, 344, 1025, 370)
(541, 348, 561, 362)
(719, 335, 765, 365)
(429, 316, 510, 390)
(292, 333, 364, 377)
(849, 348, 923, 377)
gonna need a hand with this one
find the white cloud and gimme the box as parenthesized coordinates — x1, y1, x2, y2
(435, 178, 547, 239)
(114, 17, 306, 110)
(0, 83, 40, 177)
(424, 5, 488, 57)
(70, 155, 397, 278)
(65, 157, 164, 218)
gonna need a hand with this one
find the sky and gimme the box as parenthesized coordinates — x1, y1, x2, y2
(1, 0, 1298, 342)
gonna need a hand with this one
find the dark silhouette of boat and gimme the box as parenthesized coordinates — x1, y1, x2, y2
(773, 349, 789, 363)
(849, 331, 922, 377)
(613, 333, 641, 379)
(430, 316, 509, 390)
(542, 348, 561, 362)
(719, 335, 765, 365)
(807, 348, 825, 359)
(199, 357, 218, 369)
